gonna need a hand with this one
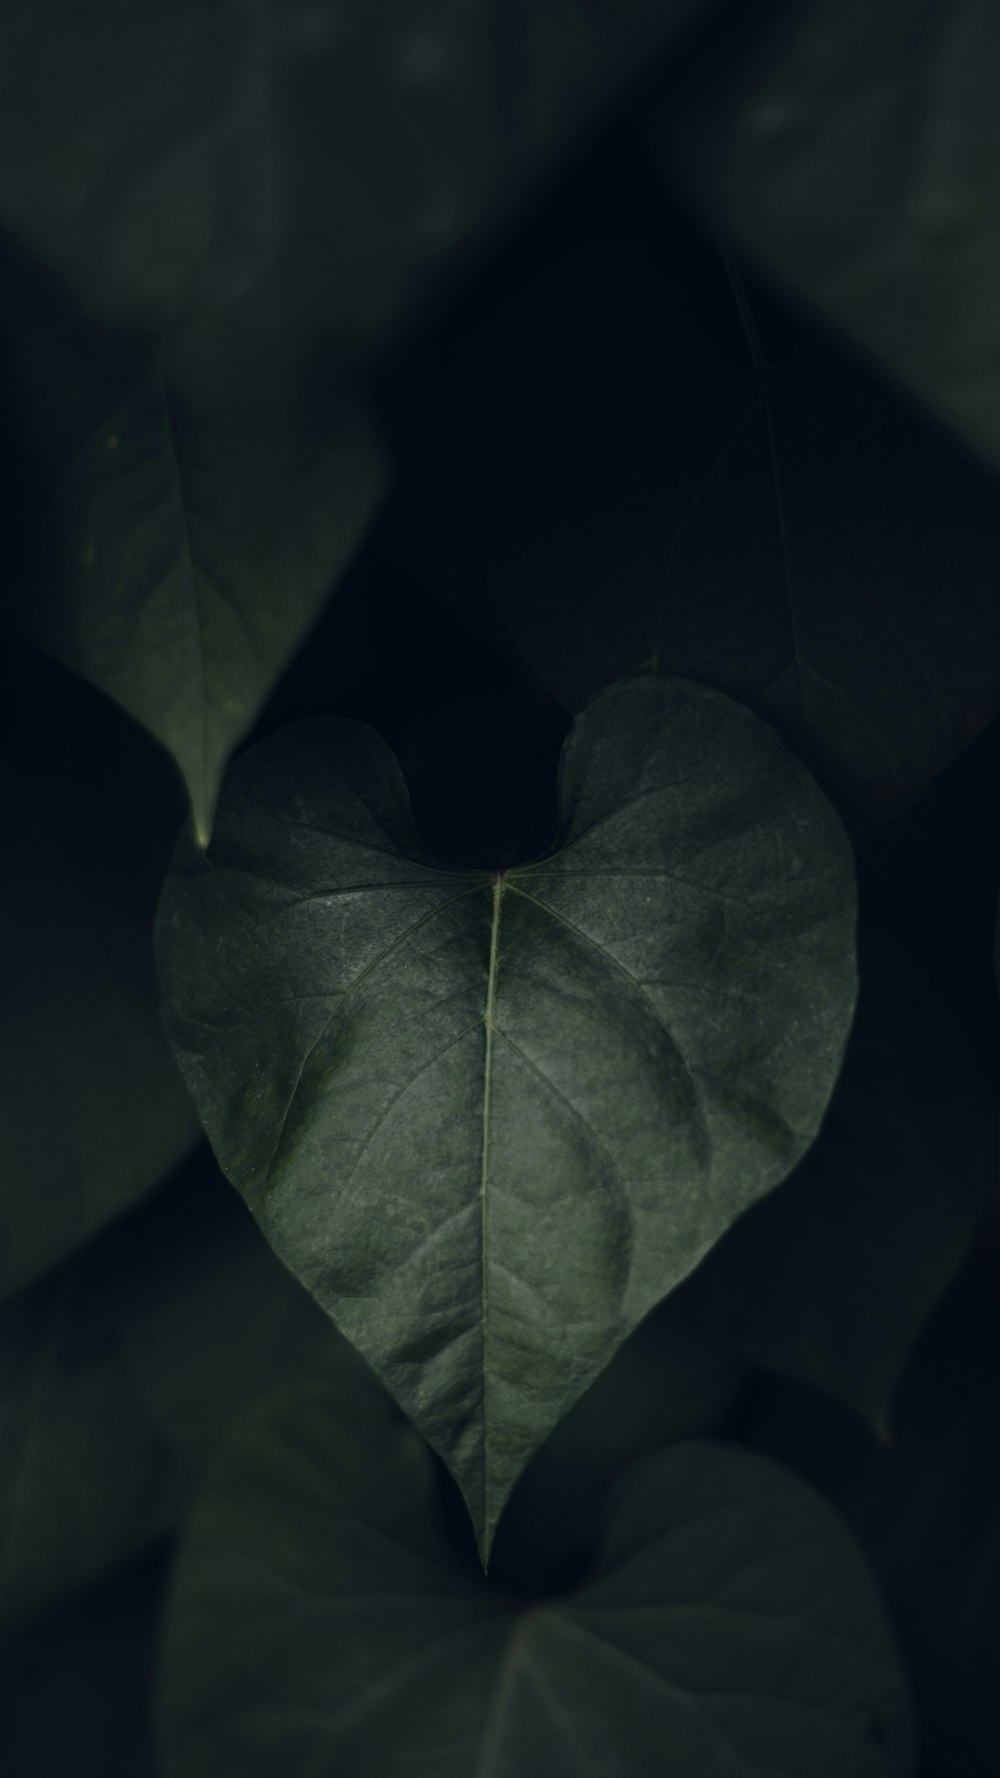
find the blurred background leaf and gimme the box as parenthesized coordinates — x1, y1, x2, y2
(0, 641, 199, 1300)
(0, 0, 721, 415)
(0, 252, 385, 842)
(376, 124, 1000, 842)
(725, 1233, 1000, 1778)
(157, 1376, 914, 1778)
(0, 1542, 172, 1778)
(652, 0, 1000, 477)
(712, 930, 997, 1427)
(0, 1144, 362, 1637)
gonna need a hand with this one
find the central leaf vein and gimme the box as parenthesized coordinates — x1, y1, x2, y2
(480, 874, 505, 1550)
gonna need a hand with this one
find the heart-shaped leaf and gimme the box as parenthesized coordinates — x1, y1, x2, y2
(12, 355, 384, 845)
(155, 674, 857, 1558)
(157, 1378, 914, 1778)
(481, 226, 1000, 841)
(0, 1145, 353, 1636)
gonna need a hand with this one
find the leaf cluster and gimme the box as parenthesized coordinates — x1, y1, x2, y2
(1, 6, 998, 1777)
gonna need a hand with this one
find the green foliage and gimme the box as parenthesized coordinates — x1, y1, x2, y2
(155, 675, 856, 1557)
(1, 3, 999, 1770)
(0, 643, 198, 1299)
(0, 1148, 354, 1634)
(1, 288, 385, 841)
(157, 1376, 913, 1778)
(746, 934, 998, 1424)
(0, 0, 702, 412)
(656, 0, 1000, 475)
(487, 237, 1000, 841)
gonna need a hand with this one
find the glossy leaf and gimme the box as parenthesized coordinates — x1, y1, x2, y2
(0, 1148, 355, 1635)
(487, 232, 1000, 840)
(654, 0, 1000, 476)
(0, 643, 199, 1300)
(157, 1377, 914, 1778)
(155, 673, 857, 1558)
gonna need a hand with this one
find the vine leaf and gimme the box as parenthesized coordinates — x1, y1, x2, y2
(750, 933, 998, 1426)
(155, 673, 857, 1560)
(475, 221, 1000, 841)
(494, 928, 998, 1592)
(633, 929, 999, 1442)
(0, 1146, 354, 1636)
(12, 357, 384, 845)
(0, 644, 199, 1301)
(156, 1377, 914, 1778)
(654, 0, 1000, 476)
(0, 0, 718, 409)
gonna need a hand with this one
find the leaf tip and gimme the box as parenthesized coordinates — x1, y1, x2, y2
(189, 784, 215, 850)
(476, 1523, 494, 1577)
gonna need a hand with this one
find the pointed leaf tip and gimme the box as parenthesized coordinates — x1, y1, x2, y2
(155, 675, 857, 1544)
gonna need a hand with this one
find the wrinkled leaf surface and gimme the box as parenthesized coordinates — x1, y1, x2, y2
(156, 674, 857, 1556)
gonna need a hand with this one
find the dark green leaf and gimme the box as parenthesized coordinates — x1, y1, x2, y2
(653, 0, 1000, 475)
(487, 236, 1000, 840)
(495, 929, 997, 1596)
(731, 1246, 1000, 1778)
(0, 645, 199, 1300)
(0, 0, 713, 409)
(8, 339, 384, 844)
(155, 674, 857, 1558)
(652, 930, 998, 1434)
(751, 934, 998, 1423)
(0, 1149, 355, 1635)
(0, 1544, 170, 1778)
(157, 1378, 914, 1778)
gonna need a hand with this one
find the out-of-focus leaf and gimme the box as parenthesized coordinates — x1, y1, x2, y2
(0, 255, 385, 842)
(486, 229, 1000, 840)
(653, 0, 1000, 477)
(0, 643, 199, 1300)
(0, 1147, 358, 1636)
(756, 939, 997, 1423)
(677, 930, 997, 1432)
(155, 675, 856, 1561)
(0, 0, 717, 410)
(157, 1377, 914, 1778)
(496, 926, 997, 1597)
(733, 1245, 1000, 1778)
(0, 1543, 171, 1778)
